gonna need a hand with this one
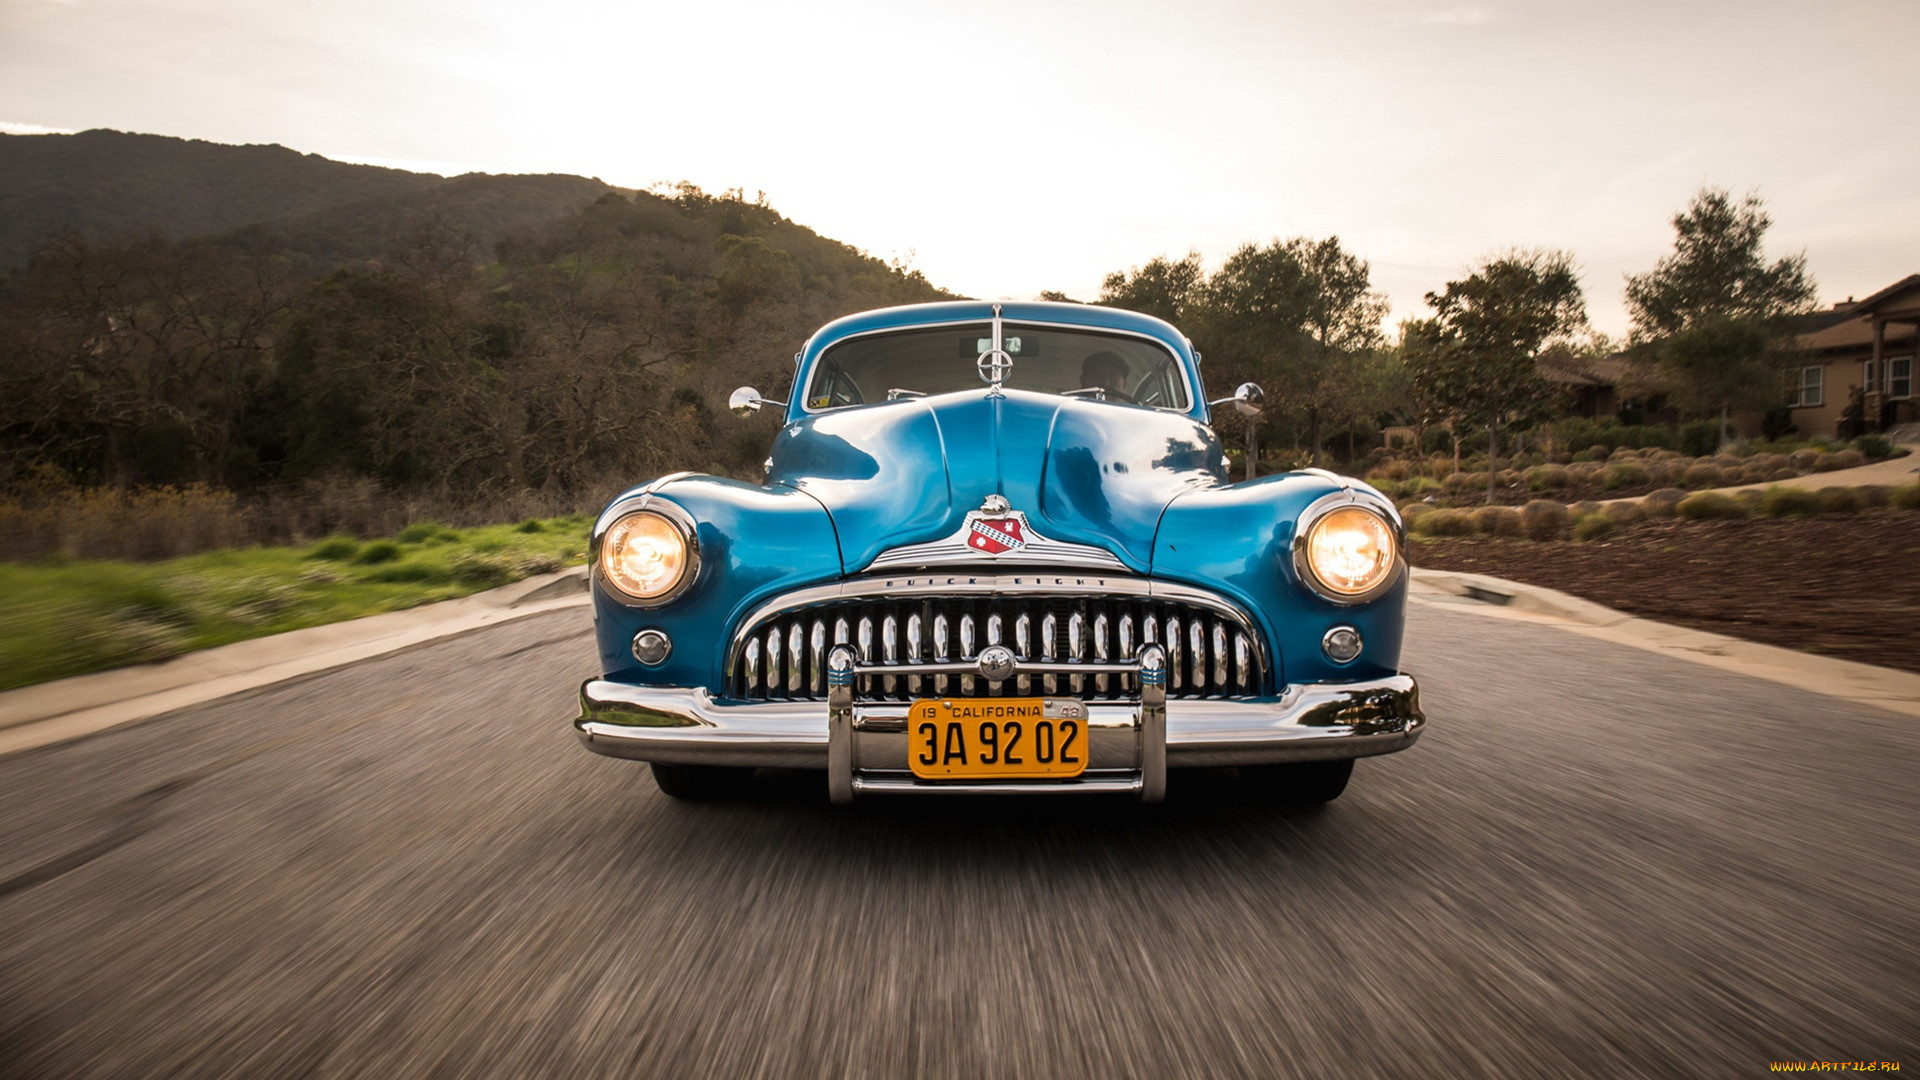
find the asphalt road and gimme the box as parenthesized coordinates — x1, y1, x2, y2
(1, 598, 1915, 1079)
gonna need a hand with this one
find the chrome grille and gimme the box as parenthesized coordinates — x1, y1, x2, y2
(727, 593, 1265, 702)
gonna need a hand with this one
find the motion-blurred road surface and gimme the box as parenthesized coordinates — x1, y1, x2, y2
(1, 598, 1914, 1078)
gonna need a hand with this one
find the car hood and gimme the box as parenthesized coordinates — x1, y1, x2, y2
(765, 388, 1228, 573)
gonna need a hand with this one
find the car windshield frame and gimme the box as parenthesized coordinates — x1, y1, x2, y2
(799, 318, 1196, 415)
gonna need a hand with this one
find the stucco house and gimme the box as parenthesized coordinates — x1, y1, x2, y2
(1787, 275, 1920, 438)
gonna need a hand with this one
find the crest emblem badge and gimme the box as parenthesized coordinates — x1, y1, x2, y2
(966, 495, 1027, 555)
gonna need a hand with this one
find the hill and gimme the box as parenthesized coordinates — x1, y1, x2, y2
(0, 129, 622, 269)
(0, 134, 955, 503)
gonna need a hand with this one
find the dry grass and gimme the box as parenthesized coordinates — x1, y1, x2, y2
(0, 471, 628, 563)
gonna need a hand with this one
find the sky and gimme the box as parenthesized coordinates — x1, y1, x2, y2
(3, 0, 1916, 338)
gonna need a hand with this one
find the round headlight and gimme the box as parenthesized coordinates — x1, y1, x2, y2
(1300, 505, 1399, 601)
(600, 510, 695, 604)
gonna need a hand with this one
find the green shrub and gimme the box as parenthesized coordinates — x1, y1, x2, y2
(1677, 492, 1749, 520)
(1815, 486, 1862, 513)
(1682, 463, 1724, 489)
(514, 518, 547, 534)
(1471, 505, 1524, 537)
(1788, 449, 1819, 471)
(1520, 499, 1571, 541)
(1894, 483, 1920, 510)
(1526, 464, 1571, 491)
(1572, 513, 1615, 541)
(367, 561, 453, 584)
(1568, 500, 1603, 518)
(1855, 434, 1894, 459)
(1678, 420, 1720, 457)
(1443, 471, 1478, 491)
(1858, 484, 1893, 508)
(352, 540, 404, 565)
(1642, 488, 1689, 518)
(1603, 461, 1650, 490)
(397, 521, 446, 544)
(1398, 502, 1435, 526)
(306, 536, 360, 562)
(1412, 508, 1477, 537)
(452, 556, 515, 587)
(1760, 486, 1821, 517)
(1603, 500, 1645, 525)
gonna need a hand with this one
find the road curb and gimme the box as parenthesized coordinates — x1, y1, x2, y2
(1408, 567, 1920, 719)
(0, 566, 591, 759)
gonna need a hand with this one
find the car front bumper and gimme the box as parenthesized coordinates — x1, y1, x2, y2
(574, 671, 1423, 802)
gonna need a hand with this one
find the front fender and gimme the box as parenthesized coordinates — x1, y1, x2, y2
(1151, 473, 1409, 688)
(591, 475, 842, 688)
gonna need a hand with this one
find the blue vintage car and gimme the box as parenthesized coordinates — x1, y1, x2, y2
(574, 300, 1422, 803)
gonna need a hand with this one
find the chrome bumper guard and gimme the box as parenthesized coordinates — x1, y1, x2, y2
(575, 647, 1424, 803)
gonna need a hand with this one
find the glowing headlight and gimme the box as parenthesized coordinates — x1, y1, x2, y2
(1300, 505, 1399, 601)
(600, 510, 695, 604)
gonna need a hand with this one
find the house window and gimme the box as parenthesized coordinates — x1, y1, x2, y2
(1891, 356, 1912, 400)
(1793, 365, 1823, 408)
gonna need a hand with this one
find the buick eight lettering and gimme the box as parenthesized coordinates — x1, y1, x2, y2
(574, 300, 1424, 803)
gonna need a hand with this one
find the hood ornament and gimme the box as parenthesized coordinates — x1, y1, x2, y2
(977, 302, 1012, 394)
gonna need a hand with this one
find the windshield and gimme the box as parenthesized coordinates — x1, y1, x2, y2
(804, 322, 1191, 412)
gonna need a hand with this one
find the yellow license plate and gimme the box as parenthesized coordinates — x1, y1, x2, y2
(907, 698, 1089, 779)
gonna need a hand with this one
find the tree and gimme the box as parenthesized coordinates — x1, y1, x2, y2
(1098, 252, 1205, 326)
(1407, 251, 1586, 502)
(1196, 237, 1386, 467)
(1624, 188, 1817, 443)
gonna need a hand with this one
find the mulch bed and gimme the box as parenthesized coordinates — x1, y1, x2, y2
(1410, 510, 1920, 674)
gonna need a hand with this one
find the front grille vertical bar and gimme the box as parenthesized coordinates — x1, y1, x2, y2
(906, 613, 923, 697)
(1234, 633, 1253, 693)
(1040, 613, 1058, 695)
(744, 638, 761, 696)
(809, 620, 826, 696)
(1165, 615, 1182, 692)
(959, 612, 977, 695)
(1189, 619, 1206, 694)
(1014, 613, 1032, 695)
(985, 613, 1003, 697)
(882, 614, 899, 698)
(933, 614, 950, 696)
(1067, 612, 1086, 696)
(787, 623, 805, 699)
(1212, 622, 1229, 691)
(1093, 612, 1110, 694)
(766, 628, 783, 696)
(857, 616, 874, 697)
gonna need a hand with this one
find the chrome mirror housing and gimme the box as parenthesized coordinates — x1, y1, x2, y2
(1209, 382, 1265, 417)
(729, 386, 786, 417)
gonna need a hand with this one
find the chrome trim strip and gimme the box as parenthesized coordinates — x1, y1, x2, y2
(852, 776, 1145, 796)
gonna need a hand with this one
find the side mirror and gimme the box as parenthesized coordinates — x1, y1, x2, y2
(1209, 382, 1264, 417)
(730, 386, 787, 417)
